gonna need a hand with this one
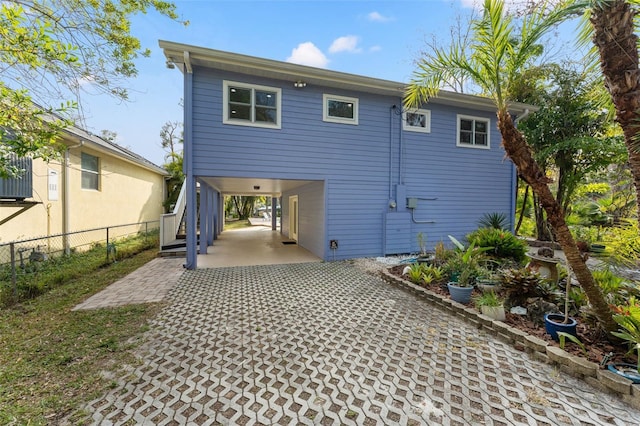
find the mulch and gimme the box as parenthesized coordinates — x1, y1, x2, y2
(386, 264, 634, 366)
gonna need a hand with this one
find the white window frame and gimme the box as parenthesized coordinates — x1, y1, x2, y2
(80, 152, 100, 191)
(403, 108, 431, 133)
(456, 114, 490, 149)
(323, 94, 359, 125)
(223, 80, 282, 129)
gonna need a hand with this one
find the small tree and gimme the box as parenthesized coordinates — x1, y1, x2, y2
(0, 0, 186, 176)
(405, 0, 617, 335)
(160, 121, 184, 213)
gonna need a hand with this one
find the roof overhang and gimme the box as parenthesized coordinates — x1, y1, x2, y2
(159, 40, 536, 116)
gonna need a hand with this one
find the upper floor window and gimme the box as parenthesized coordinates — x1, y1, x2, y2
(223, 81, 282, 129)
(323, 94, 359, 125)
(403, 109, 431, 133)
(457, 115, 490, 149)
(81, 152, 100, 190)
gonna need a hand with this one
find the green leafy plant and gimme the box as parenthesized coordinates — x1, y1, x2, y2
(478, 212, 509, 230)
(466, 228, 527, 263)
(417, 232, 427, 256)
(500, 267, 546, 307)
(406, 263, 424, 284)
(603, 219, 640, 266)
(557, 332, 587, 356)
(611, 301, 640, 373)
(474, 290, 503, 308)
(446, 236, 493, 287)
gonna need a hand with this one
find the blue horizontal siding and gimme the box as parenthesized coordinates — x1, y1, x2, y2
(189, 65, 515, 260)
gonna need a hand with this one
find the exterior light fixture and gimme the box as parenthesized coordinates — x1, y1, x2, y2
(294, 81, 307, 88)
(253, 185, 261, 190)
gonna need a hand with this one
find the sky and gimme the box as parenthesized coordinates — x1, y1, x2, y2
(78, 0, 581, 167)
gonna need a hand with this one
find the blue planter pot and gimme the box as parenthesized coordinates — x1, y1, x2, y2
(607, 363, 640, 384)
(544, 313, 577, 342)
(447, 282, 474, 304)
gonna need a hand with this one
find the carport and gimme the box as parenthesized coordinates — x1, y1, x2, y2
(197, 225, 321, 267)
(194, 176, 326, 268)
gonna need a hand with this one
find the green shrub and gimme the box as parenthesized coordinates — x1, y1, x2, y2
(603, 220, 640, 266)
(466, 228, 527, 263)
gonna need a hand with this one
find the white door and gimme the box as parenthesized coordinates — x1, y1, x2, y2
(289, 195, 298, 241)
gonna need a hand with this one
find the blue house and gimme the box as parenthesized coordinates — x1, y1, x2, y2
(160, 41, 532, 269)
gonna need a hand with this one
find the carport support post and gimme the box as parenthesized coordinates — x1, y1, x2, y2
(271, 197, 277, 231)
(199, 180, 208, 255)
(208, 187, 215, 244)
(183, 57, 197, 270)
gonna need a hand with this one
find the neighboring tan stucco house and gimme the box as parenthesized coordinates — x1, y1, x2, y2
(0, 123, 167, 243)
(160, 40, 533, 269)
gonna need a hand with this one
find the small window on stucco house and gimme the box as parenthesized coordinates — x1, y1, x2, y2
(81, 152, 100, 190)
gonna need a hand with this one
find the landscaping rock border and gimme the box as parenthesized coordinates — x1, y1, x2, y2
(380, 268, 640, 410)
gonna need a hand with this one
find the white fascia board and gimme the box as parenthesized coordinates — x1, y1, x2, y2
(159, 40, 537, 116)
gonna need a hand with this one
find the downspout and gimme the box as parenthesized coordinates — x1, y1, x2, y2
(183, 50, 196, 269)
(389, 105, 394, 200)
(510, 109, 531, 232)
(63, 140, 83, 254)
(399, 104, 404, 185)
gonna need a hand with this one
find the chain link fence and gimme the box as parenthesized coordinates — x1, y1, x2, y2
(0, 221, 159, 300)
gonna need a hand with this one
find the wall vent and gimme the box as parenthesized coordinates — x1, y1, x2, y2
(0, 156, 33, 200)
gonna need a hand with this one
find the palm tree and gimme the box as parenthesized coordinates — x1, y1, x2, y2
(405, 0, 617, 335)
(586, 0, 640, 223)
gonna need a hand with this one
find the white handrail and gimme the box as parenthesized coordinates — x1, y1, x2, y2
(160, 181, 186, 247)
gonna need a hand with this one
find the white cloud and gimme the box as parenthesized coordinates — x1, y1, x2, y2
(329, 36, 362, 54)
(367, 11, 392, 22)
(286, 42, 329, 68)
(460, 0, 482, 9)
(369, 45, 382, 52)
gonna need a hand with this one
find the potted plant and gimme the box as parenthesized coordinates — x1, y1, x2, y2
(445, 236, 492, 304)
(544, 273, 577, 341)
(416, 232, 433, 263)
(608, 301, 640, 384)
(475, 290, 505, 321)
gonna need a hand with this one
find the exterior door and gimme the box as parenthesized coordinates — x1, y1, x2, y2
(289, 195, 298, 241)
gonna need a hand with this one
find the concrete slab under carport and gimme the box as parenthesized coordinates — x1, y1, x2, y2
(197, 226, 321, 268)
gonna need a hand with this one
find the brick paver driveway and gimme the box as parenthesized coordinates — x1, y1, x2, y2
(88, 262, 640, 425)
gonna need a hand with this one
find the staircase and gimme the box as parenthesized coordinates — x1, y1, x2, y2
(159, 182, 199, 257)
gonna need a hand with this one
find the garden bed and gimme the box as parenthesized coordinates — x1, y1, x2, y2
(386, 263, 631, 365)
(383, 264, 640, 408)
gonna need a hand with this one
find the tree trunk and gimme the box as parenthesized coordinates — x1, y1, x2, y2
(533, 195, 553, 241)
(591, 0, 640, 223)
(515, 183, 529, 235)
(496, 109, 617, 336)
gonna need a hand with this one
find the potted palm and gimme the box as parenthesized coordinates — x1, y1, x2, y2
(475, 290, 505, 321)
(544, 273, 577, 341)
(445, 236, 492, 304)
(608, 302, 640, 384)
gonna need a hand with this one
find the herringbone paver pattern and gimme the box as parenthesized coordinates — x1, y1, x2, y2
(87, 262, 640, 425)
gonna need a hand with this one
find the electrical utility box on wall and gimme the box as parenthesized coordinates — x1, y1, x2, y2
(406, 197, 418, 209)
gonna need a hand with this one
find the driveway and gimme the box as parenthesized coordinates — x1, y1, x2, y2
(87, 262, 640, 425)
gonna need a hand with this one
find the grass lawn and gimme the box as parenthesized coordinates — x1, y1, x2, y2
(0, 248, 162, 425)
(224, 219, 252, 230)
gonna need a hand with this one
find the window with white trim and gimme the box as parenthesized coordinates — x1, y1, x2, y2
(323, 94, 359, 125)
(457, 115, 490, 148)
(403, 109, 431, 133)
(81, 152, 100, 190)
(223, 81, 281, 129)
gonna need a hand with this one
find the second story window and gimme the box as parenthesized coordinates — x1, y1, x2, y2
(323, 94, 359, 125)
(223, 81, 281, 129)
(457, 115, 490, 149)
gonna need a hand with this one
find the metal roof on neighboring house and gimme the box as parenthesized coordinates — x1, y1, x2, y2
(62, 123, 168, 176)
